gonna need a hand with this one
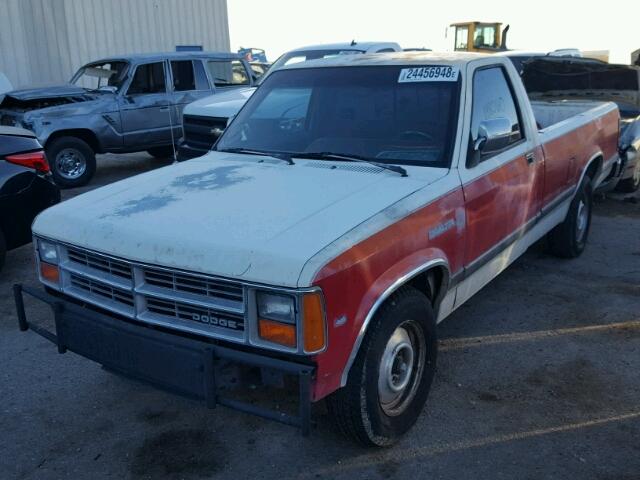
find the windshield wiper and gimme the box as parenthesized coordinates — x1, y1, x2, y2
(295, 152, 407, 177)
(216, 147, 294, 165)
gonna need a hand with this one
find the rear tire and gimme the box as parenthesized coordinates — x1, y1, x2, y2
(548, 176, 593, 258)
(616, 161, 640, 193)
(326, 287, 437, 447)
(47, 136, 96, 188)
(147, 146, 176, 159)
(0, 230, 6, 272)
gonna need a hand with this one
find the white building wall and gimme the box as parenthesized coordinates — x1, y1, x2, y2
(0, 0, 230, 88)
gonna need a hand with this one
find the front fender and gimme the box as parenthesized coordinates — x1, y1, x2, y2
(311, 247, 451, 400)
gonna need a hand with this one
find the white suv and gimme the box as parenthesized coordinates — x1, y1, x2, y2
(177, 41, 401, 159)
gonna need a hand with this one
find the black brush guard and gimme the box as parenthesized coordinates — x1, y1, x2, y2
(13, 284, 313, 436)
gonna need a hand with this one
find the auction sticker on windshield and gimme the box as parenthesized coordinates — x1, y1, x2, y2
(398, 66, 459, 82)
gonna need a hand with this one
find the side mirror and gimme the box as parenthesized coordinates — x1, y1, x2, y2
(473, 117, 513, 154)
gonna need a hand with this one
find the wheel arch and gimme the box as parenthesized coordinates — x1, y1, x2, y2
(339, 256, 450, 387)
(45, 129, 102, 153)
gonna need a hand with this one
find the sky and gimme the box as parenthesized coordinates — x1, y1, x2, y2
(227, 0, 638, 64)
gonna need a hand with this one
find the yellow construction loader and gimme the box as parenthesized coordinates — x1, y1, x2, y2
(450, 21, 509, 53)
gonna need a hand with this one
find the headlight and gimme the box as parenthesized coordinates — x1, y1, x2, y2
(254, 290, 327, 353)
(37, 239, 59, 264)
(257, 292, 295, 324)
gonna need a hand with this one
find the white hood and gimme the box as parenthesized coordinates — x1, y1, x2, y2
(184, 87, 256, 118)
(33, 152, 445, 287)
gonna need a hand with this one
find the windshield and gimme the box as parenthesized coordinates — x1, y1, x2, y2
(216, 66, 460, 168)
(70, 61, 129, 91)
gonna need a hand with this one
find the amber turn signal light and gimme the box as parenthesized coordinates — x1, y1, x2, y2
(40, 262, 59, 284)
(303, 292, 326, 353)
(258, 318, 297, 348)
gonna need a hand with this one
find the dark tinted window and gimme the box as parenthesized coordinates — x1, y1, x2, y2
(171, 60, 195, 91)
(193, 61, 209, 90)
(470, 66, 523, 152)
(127, 62, 166, 95)
(217, 67, 460, 168)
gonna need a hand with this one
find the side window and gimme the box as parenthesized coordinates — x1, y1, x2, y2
(470, 66, 523, 160)
(376, 48, 396, 53)
(207, 60, 250, 87)
(170, 60, 196, 91)
(127, 62, 166, 95)
(193, 61, 209, 90)
(455, 26, 469, 50)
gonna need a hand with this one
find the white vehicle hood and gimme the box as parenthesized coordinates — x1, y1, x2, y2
(33, 152, 445, 287)
(184, 87, 256, 118)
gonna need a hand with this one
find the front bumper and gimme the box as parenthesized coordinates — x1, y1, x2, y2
(14, 284, 314, 435)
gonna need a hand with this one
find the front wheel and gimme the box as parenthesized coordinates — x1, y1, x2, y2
(548, 176, 593, 258)
(326, 287, 437, 447)
(46, 137, 96, 188)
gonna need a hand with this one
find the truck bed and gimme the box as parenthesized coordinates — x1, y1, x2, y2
(531, 100, 612, 131)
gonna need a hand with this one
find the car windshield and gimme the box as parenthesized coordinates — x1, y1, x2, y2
(216, 66, 460, 168)
(70, 61, 129, 91)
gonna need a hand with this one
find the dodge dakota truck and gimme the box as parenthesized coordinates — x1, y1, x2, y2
(15, 52, 620, 446)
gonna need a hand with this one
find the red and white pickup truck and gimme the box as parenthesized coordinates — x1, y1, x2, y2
(15, 52, 620, 446)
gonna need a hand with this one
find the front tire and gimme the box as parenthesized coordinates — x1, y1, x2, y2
(326, 287, 437, 447)
(46, 137, 96, 188)
(548, 176, 593, 258)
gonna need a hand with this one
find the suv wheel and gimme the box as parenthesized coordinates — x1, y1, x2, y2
(47, 137, 96, 188)
(147, 146, 176, 159)
(326, 287, 437, 447)
(616, 160, 640, 193)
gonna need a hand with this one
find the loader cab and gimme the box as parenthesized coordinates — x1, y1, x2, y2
(451, 22, 506, 53)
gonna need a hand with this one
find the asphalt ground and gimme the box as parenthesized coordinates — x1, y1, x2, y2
(1, 153, 639, 479)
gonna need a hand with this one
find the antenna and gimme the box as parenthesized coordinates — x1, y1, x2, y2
(165, 61, 178, 164)
(350, 39, 357, 46)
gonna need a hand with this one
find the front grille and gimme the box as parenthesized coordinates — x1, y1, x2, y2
(144, 267, 243, 303)
(146, 298, 245, 331)
(70, 274, 135, 307)
(67, 246, 133, 280)
(59, 245, 246, 341)
(182, 114, 227, 150)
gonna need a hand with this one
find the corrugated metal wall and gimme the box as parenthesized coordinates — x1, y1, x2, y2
(0, 0, 230, 88)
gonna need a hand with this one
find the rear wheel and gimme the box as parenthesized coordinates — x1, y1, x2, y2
(326, 287, 437, 447)
(0, 230, 6, 272)
(47, 136, 96, 188)
(616, 160, 640, 193)
(548, 176, 593, 258)
(147, 146, 176, 159)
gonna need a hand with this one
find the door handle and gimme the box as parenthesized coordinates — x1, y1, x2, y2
(159, 106, 170, 111)
(525, 152, 536, 164)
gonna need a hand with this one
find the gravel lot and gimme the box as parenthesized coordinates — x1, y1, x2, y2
(1, 153, 639, 479)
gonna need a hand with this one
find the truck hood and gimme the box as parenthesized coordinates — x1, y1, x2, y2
(184, 87, 256, 118)
(33, 152, 444, 287)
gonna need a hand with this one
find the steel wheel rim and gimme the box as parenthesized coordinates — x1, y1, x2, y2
(55, 148, 87, 180)
(378, 320, 426, 416)
(576, 198, 589, 242)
